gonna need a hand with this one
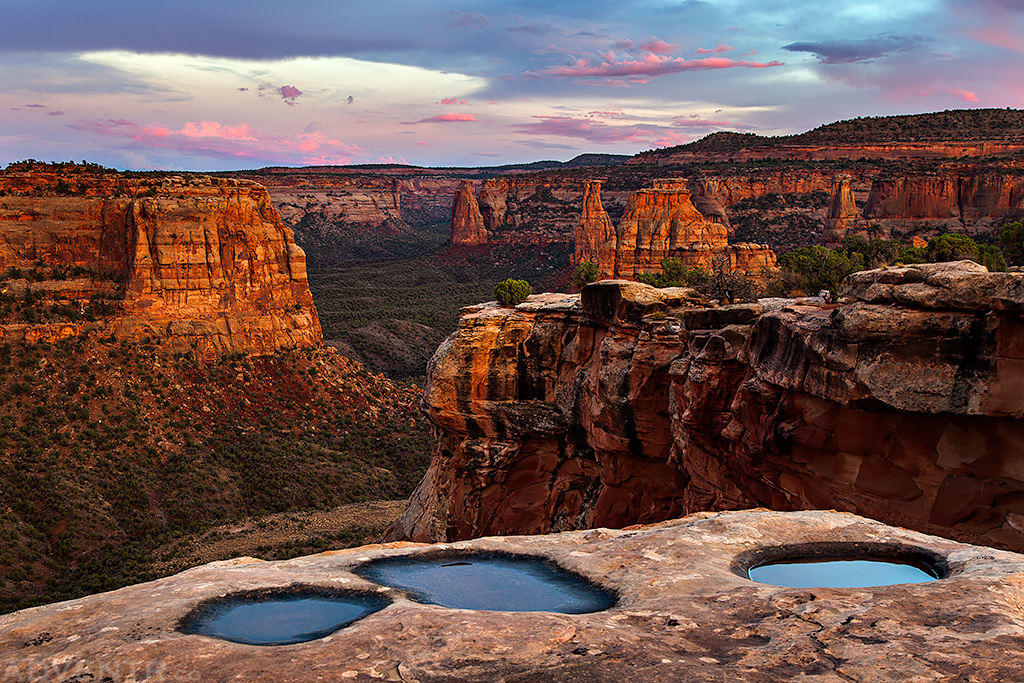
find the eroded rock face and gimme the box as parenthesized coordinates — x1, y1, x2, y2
(3, 509, 1023, 682)
(574, 181, 618, 277)
(574, 179, 778, 280)
(450, 180, 488, 245)
(0, 165, 321, 357)
(394, 262, 1024, 552)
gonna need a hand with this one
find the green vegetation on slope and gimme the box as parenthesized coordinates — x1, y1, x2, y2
(0, 338, 431, 614)
(308, 242, 573, 379)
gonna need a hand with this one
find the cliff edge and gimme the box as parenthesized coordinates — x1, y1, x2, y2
(0, 163, 321, 357)
(392, 261, 1024, 552)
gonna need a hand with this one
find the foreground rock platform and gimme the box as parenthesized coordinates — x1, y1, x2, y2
(2, 509, 1023, 682)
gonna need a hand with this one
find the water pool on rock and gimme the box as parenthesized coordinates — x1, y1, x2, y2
(354, 551, 617, 613)
(178, 587, 390, 646)
(748, 557, 941, 588)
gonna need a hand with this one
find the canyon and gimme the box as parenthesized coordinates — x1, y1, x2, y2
(0, 163, 321, 358)
(446, 161, 1024, 257)
(391, 261, 1024, 554)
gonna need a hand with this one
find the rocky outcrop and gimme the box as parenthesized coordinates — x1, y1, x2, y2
(864, 169, 1024, 236)
(4, 509, 1024, 682)
(575, 179, 778, 280)
(394, 262, 1024, 552)
(574, 181, 617, 276)
(0, 164, 321, 357)
(823, 173, 862, 243)
(450, 180, 488, 245)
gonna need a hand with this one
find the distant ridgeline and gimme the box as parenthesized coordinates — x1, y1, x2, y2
(632, 108, 1024, 163)
(0, 162, 321, 358)
(446, 109, 1024, 261)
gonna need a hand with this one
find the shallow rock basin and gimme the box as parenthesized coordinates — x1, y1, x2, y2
(355, 551, 616, 613)
(179, 587, 389, 645)
(748, 557, 941, 588)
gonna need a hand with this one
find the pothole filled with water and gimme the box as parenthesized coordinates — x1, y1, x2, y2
(737, 543, 947, 588)
(354, 551, 617, 613)
(178, 586, 390, 646)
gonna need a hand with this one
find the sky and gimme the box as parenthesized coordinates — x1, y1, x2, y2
(2, 0, 1023, 171)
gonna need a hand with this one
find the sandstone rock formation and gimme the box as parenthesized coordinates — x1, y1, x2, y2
(450, 175, 587, 246)
(4, 509, 1023, 682)
(865, 169, 1024, 235)
(575, 179, 778, 280)
(573, 181, 618, 276)
(450, 180, 488, 245)
(823, 173, 862, 243)
(0, 164, 321, 357)
(393, 262, 1024, 552)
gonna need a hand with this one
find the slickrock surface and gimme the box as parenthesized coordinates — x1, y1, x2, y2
(2, 509, 1022, 682)
(0, 165, 321, 358)
(393, 262, 1024, 552)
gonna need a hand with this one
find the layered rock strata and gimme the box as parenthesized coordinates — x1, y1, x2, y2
(575, 179, 778, 280)
(450, 180, 488, 245)
(393, 262, 1024, 552)
(450, 175, 586, 246)
(3, 509, 1023, 682)
(0, 165, 321, 357)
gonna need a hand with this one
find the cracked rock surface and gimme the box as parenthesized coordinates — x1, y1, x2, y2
(2, 509, 1023, 682)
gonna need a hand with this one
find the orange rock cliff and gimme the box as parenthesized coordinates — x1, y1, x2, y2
(0, 164, 321, 357)
(390, 262, 1024, 553)
(574, 179, 778, 279)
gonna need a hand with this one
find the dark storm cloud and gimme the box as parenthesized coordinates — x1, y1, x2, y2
(782, 35, 928, 64)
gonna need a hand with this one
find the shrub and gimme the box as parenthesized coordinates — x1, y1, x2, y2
(1000, 220, 1024, 266)
(494, 279, 532, 307)
(571, 261, 598, 290)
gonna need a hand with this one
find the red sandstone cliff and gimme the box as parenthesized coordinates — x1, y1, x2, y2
(391, 262, 1024, 552)
(575, 179, 778, 280)
(0, 164, 321, 357)
(450, 180, 488, 245)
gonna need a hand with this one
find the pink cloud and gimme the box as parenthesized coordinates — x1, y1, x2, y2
(46, 110, 65, 116)
(573, 78, 631, 87)
(639, 39, 677, 54)
(534, 54, 783, 79)
(513, 115, 674, 145)
(671, 114, 732, 129)
(69, 117, 365, 165)
(415, 112, 479, 123)
(512, 114, 709, 149)
(25, 103, 45, 108)
(438, 97, 468, 105)
(150, 121, 257, 140)
(278, 85, 302, 105)
(948, 87, 980, 102)
(696, 44, 734, 54)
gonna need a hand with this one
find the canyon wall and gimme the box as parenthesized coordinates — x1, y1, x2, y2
(574, 179, 778, 280)
(632, 140, 1024, 165)
(392, 262, 1024, 552)
(451, 175, 594, 246)
(0, 164, 321, 357)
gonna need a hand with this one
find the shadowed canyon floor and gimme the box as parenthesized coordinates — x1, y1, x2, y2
(2, 509, 1023, 682)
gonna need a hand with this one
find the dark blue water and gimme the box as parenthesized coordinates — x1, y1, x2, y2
(748, 558, 940, 588)
(355, 553, 616, 613)
(180, 590, 389, 645)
